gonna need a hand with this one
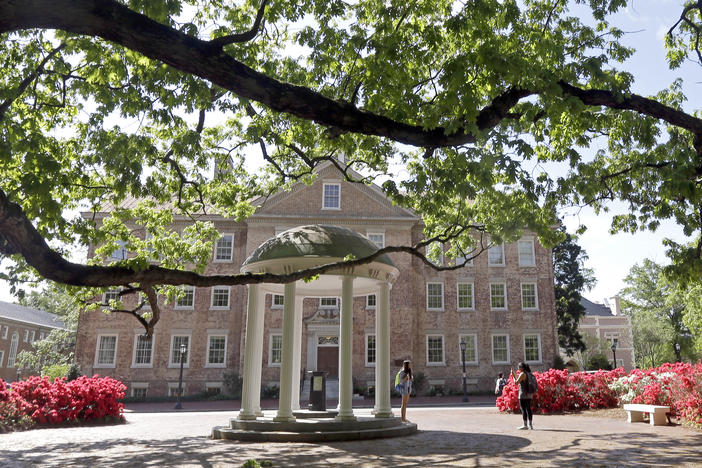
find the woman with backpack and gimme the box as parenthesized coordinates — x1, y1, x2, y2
(510, 362, 535, 430)
(395, 360, 413, 422)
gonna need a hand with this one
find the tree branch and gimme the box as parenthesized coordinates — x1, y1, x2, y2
(210, 0, 268, 47)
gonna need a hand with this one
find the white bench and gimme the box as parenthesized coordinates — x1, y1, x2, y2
(623, 404, 670, 426)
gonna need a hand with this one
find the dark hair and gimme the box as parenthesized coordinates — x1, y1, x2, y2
(498, 372, 504, 378)
(403, 360, 412, 377)
(518, 362, 531, 373)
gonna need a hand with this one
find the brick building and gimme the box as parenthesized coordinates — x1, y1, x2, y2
(75, 162, 559, 398)
(0, 301, 66, 382)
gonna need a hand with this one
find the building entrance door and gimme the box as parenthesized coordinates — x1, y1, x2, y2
(316, 346, 339, 378)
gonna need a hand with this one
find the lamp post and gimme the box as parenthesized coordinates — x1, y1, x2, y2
(460, 339, 468, 403)
(174, 343, 187, 410)
(610, 343, 617, 370)
(674, 342, 681, 362)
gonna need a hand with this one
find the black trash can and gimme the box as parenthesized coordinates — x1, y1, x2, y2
(308, 371, 327, 411)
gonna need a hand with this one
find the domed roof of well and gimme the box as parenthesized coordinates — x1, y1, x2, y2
(242, 225, 395, 268)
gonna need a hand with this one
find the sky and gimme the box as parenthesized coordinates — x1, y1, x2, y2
(0, 0, 699, 306)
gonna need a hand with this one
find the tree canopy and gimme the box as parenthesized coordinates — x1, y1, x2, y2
(3, 0, 702, 332)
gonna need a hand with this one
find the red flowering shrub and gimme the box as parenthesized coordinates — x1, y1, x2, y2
(7, 375, 125, 426)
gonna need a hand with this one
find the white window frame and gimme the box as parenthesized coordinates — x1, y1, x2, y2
(320, 297, 338, 308)
(322, 182, 341, 209)
(7, 333, 18, 367)
(205, 382, 223, 395)
(206, 334, 228, 368)
(366, 231, 385, 249)
(0, 350, 4, 367)
(213, 233, 234, 262)
(518, 238, 536, 266)
(175, 286, 195, 310)
(1, 325, 7, 339)
(426, 282, 444, 311)
(94, 333, 118, 368)
(30, 331, 35, 343)
(210, 286, 231, 310)
(268, 333, 283, 366)
(366, 294, 376, 309)
(109, 240, 128, 261)
(457, 282, 475, 311)
(271, 294, 284, 309)
(490, 282, 508, 310)
(524, 334, 542, 364)
(130, 383, 149, 398)
(168, 382, 187, 397)
(491, 334, 510, 364)
(102, 289, 121, 306)
(23, 330, 28, 342)
(365, 333, 376, 367)
(131, 334, 154, 368)
(488, 243, 505, 266)
(521, 282, 539, 310)
(39, 331, 45, 340)
(458, 334, 478, 365)
(426, 334, 446, 366)
(169, 334, 191, 368)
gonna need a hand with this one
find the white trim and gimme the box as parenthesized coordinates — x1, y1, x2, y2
(523, 333, 542, 364)
(491, 333, 510, 364)
(456, 282, 475, 311)
(458, 334, 478, 365)
(322, 182, 341, 210)
(365, 333, 376, 367)
(0, 350, 4, 367)
(426, 282, 444, 311)
(94, 333, 118, 368)
(7, 333, 18, 367)
(320, 297, 338, 308)
(213, 233, 234, 262)
(366, 294, 376, 309)
(426, 334, 446, 366)
(168, 382, 187, 397)
(168, 334, 191, 368)
(130, 382, 149, 398)
(131, 333, 154, 368)
(268, 333, 283, 366)
(488, 243, 505, 266)
(23, 329, 28, 342)
(102, 289, 120, 307)
(174, 286, 196, 310)
(210, 285, 231, 310)
(520, 282, 539, 311)
(271, 294, 284, 309)
(366, 231, 385, 249)
(489, 282, 508, 310)
(206, 334, 228, 368)
(518, 238, 536, 266)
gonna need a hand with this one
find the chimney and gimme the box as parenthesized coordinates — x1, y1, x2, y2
(608, 295, 621, 315)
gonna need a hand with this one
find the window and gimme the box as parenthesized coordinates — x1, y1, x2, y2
(366, 334, 376, 366)
(95, 334, 118, 367)
(323, 183, 341, 209)
(0, 350, 4, 367)
(320, 297, 338, 308)
(175, 286, 195, 309)
(454, 254, 473, 266)
(170, 335, 190, 367)
(214, 234, 234, 262)
(605, 332, 621, 348)
(206, 383, 223, 395)
(457, 283, 474, 310)
(132, 334, 153, 367)
(102, 289, 120, 306)
(30, 331, 35, 343)
(518, 239, 535, 266)
(39, 332, 45, 340)
(426, 335, 445, 365)
(269, 334, 282, 365)
(1, 325, 8, 339)
(7, 333, 18, 367)
(488, 243, 505, 266)
(168, 383, 186, 397)
(524, 334, 542, 363)
(366, 294, 376, 309)
(459, 334, 478, 365)
(210, 286, 230, 309)
(207, 335, 227, 367)
(490, 283, 507, 309)
(521, 283, 538, 310)
(131, 385, 148, 399)
(492, 334, 510, 364)
(109, 240, 128, 261)
(272, 294, 284, 309)
(426, 282, 444, 310)
(367, 232, 385, 249)
(23, 330, 29, 342)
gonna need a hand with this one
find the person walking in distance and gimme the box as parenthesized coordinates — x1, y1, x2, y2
(495, 372, 507, 397)
(511, 362, 534, 430)
(397, 360, 413, 422)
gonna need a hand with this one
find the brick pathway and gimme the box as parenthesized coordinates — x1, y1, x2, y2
(1, 404, 701, 467)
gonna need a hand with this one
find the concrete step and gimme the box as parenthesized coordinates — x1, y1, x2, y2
(229, 416, 402, 432)
(212, 421, 417, 442)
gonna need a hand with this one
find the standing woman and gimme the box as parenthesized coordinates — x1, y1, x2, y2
(510, 362, 533, 430)
(399, 360, 413, 422)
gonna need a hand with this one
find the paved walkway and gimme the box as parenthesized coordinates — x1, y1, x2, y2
(1, 403, 701, 467)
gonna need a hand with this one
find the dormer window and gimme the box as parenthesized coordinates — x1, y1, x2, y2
(322, 183, 340, 209)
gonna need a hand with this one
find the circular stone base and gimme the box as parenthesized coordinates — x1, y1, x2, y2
(212, 410, 417, 442)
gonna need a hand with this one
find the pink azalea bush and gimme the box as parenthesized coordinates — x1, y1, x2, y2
(496, 362, 702, 427)
(0, 375, 125, 429)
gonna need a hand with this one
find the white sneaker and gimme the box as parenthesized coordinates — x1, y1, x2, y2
(517, 425, 528, 430)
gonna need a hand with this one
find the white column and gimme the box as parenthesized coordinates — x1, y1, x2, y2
(291, 296, 304, 411)
(274, 282, 297, 422)
(252, 287, 265, 416)
(374, 282, 393, 417)
(239, 284, 261, 420)
(336, 275, 356, 421)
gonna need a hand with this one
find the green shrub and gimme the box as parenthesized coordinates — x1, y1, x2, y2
(261, 385, 279, 399)
(41, 364, 71, 381)
(223, 371, 243, 399)
(552, 354, 566, 370)
(65, 363, 82, 381)
(587, 354, 613, 371)
(412, 372, 427, 396)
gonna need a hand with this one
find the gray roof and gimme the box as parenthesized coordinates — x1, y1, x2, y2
(243, 225, 396, 268)
(581, 297, 614, 316)
(0, 301, 67, 329)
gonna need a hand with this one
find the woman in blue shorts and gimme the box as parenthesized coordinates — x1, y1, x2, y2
(398, 360, 413, 422)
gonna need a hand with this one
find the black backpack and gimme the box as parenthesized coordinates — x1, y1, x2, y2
(527, 372, 538, 395)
